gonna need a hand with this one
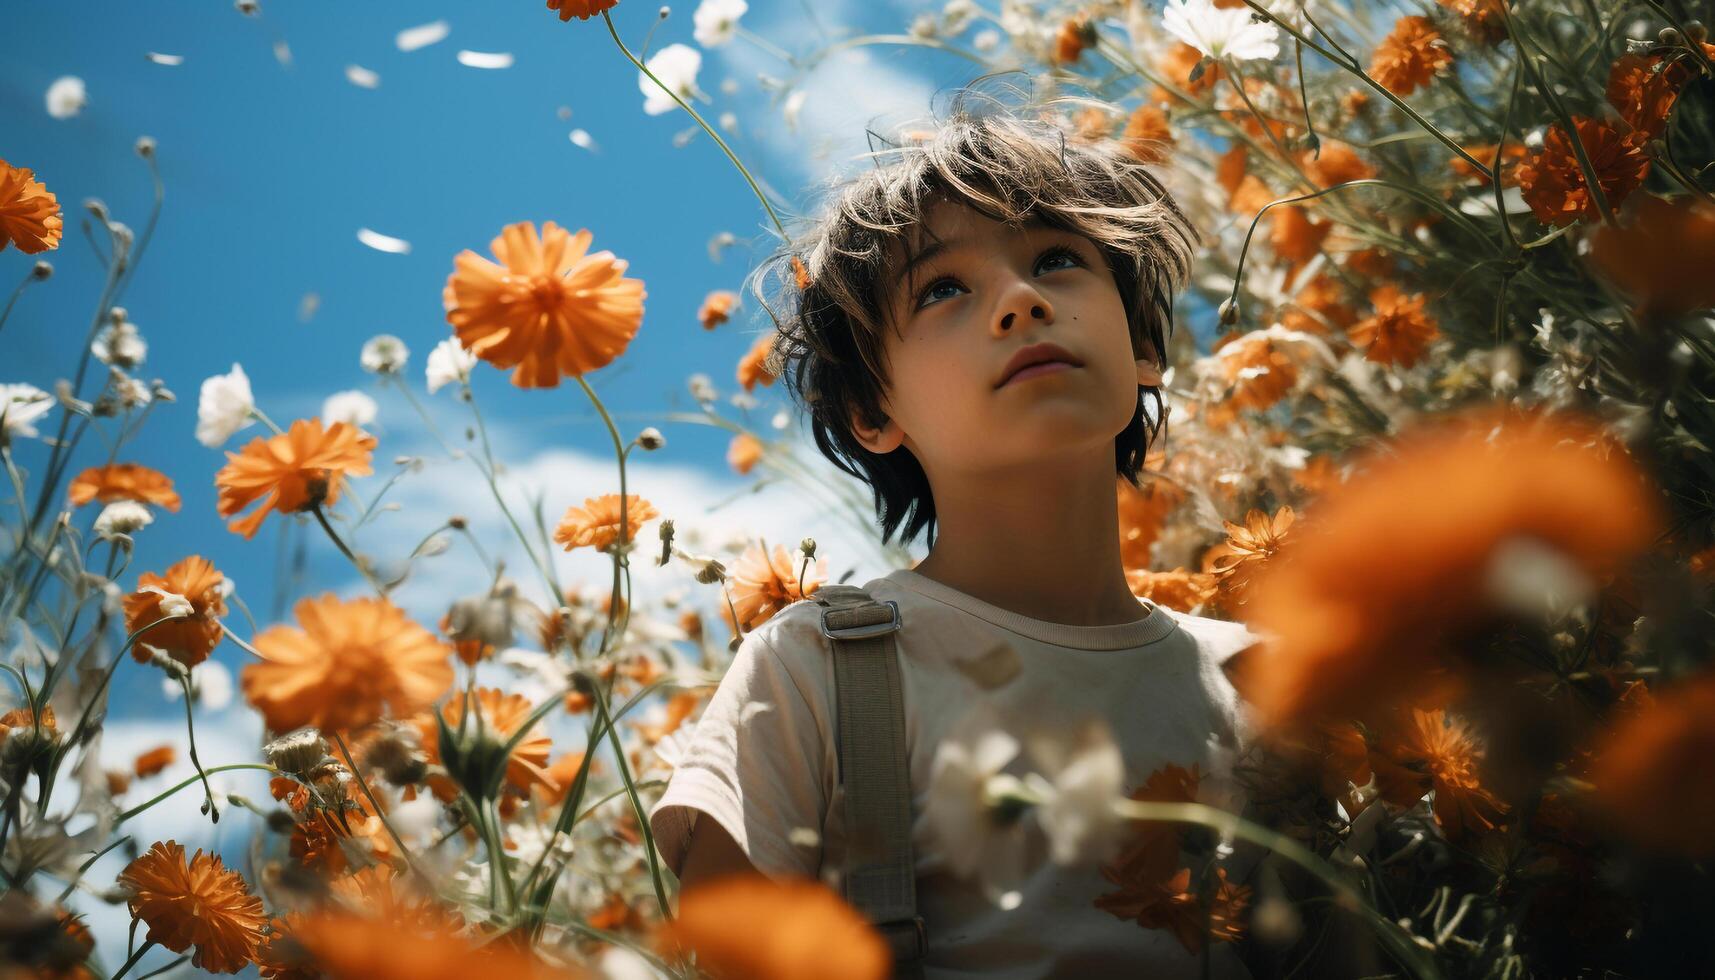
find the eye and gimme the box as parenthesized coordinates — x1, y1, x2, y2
(1036, 245, 1083, 274)
(915, 276, 965, 310)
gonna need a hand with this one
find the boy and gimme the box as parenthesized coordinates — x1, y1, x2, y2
(648, 92, 1260, 977)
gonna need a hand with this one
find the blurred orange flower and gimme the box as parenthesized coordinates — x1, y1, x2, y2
(0, 158, 63, 254)
(553, 492, 659, 553)
(215, 418, 376, 540)
(1350, 285, 1440, 369)
(1052, 16, 1093, 65)
(1217, 332, 1299, 413)
(1606, 53, 1683, 139)
(698, 289, 739, 329)
(124, 555, 228, 668)
(1590, 669, 1715, 858)
(1155, 41, 1221, 103)
(119, 841, 266, 974)
(443, 220, 645, 389)
(1281, 274, 1356, 335)
(1451, 141, 1526, 186)
(68, 463, 181, 512)
(133, 744, 176, 778)
(720, 540, 827, 633)
(416, 687, 555, 801)
(242, 594, 453, 733)
(1370, 16, 1452, 95)
(1301, 141, 1376, 188)
(1439, 0, 1504, 43)
(1589, 194, 1715, 317)
(737, 329, 781, 392)
(277, 912, 579, 980)
(546, 0, 618, 21)
(1516, 118, 1650, 227)
(1117, 475, 1185, 569)
(1241, 406, 1664, 731)
(1126, 567, 1219, 613)
(1369, 708, 1510, 840)
(656, 873, 890, 980)
(1121, 105, 1174, 165)
(728, 431, 764, 475)
(1269, 206, 1330, 266)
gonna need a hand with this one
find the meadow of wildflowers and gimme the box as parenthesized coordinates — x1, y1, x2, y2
(4, 0, 1715, 978)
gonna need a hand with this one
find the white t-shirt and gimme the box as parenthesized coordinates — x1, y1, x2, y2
(648, 567, 1260, 979)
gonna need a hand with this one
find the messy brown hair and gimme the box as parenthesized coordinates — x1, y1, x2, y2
(748, 84, 1198, 549)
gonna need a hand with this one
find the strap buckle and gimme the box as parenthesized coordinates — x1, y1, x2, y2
(819, 599, 901, 641)
(876, 914, 928, 962)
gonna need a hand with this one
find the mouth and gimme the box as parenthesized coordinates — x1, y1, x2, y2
(996, 360, 1080, 389)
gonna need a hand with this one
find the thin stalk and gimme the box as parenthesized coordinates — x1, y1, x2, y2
(110, 939, 156, 980)
(116, 764, 278, 823)
(0, 266, 39, 337)
(134, 956, 190, 980)
(178, 675, 220, 823)
(309, 503, 386, 596)
(463, 386, 563, 602)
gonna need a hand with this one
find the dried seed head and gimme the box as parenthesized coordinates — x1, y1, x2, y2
(263, 727, 331, 776)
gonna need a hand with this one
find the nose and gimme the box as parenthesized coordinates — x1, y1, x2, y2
(994, 280, 1053, 334)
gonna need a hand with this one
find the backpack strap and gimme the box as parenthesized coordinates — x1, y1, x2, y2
(815, 584, 927, 978)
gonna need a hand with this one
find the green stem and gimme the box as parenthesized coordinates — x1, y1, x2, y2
(116, 764, 277, 822)
(330, 731, 431, 886)
(0, 266, 37, 338)
(464, 386, 563, 603)
(110, 939, 155, 980)
(603, 10, 791, 242)
(178, 675, 220, 823)
(1501, 3, 1616, 227)
(133, 955, 189, 980)
(309, 503, 387, 596)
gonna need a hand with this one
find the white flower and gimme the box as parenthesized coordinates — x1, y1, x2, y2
(92, 320, 147, 368)
(639, 44, 702, 116)
(782, 90, 808, 132)
(360, 334, 409, 375)
(923, 703, 1030, 907)
(163, 660, 234, 711)
(46, 76, 87, 119)
(1026, 720, 1128, 867)
(321, 390, 378, 428)
(425, 338, 478, 394)
(1, 383, 53, 441)
(142, 587, 194, 619)
(1162, 0, 1280, 62)
(113, 372, 153, 410)
(693, 0, 747, 47)
(195, 364, 255, 448)
(94, 501, 153, 540)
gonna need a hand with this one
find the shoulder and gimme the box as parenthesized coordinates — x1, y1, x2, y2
(735, 598, 837, 700)
(1155, 607, 1266, 666)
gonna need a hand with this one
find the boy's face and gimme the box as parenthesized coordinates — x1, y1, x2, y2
(852, 199, 1161, 471)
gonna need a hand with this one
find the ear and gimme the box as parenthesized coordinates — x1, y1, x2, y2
(1136, 357, 1165, 388)
(850, 405, 905, 455)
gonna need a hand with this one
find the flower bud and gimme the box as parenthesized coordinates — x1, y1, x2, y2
(637, 426, 665, 450)
(135, 136, 156, 158)
(31, 261, 52, 280)
(84, 198, 108, 222)
(799, 537, 817, 560)
(1218, 297, 1240, 326)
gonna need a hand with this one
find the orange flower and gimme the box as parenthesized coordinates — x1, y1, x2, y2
(416, 687, 554, 801)
(1590, 669, 1715, 858)
(134, 744, 176, 778)
(1290, 454, 1347, 495)
(546, 0, 618, 21)
(1229, 175, 1275, 217)
(698, 289, 739, 329)
(635, 691, 701, 745)
(1217, 332, 1299, 413)
(1281, 274, 1356, 335)
(1349, 285, 1440, 369)
(656, 874, 890, 980)
(1589, 194, 1715, 317)
(1301, 141, 1376, 188)
(1438, 0, 1504, 43)
(1154, 41, 1221, 103)
(0, 704, 56, 745)
(68, 463, 181, 512)
(1203, 506, 1295, 606)
(0, 158, 63, 254)
(728, 431, 764, 475)
(1451, 142, 1526, 186)
(1101, 865, 1251, 955)
(1125, 567, 1218, 613)
(720, 540, 827, 633)
(275, 911, 577, 980)
(1516, 117, 1651, 227)
(1121, 105, 1174, 165)
(538, 750, 596, 806)
(1241, 406, 1664, 731)
(1369, 16, 1452, 96)
(737, 329, 781, 392)
(442, 220, 645, 389)
(215, 418, 376, 539)
(1117, 475, 1186, 569)
(1052, 16, 1094, 65)
(1606, 53, 1683, 139)
(242, 593, 453, 733)
(1344, 247, 1393, 279)
(124, 555, 227, 668)
(553, 492, 659, 553)
(1369, 709, 1510, 840)
(118, 841, 267, 974)
(790, 255, 811, 290)
(1269, 205, 1330, 266)
(1215, 145, 1249, 199)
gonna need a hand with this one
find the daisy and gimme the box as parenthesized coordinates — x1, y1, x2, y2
(359, 334, 409, 374)
(923, 703, 1032, 906)
(67, 462, 181, 512)
(424, 337, 478, 394)
(241, 593, 453, 733)
(118, 841, 266, 974)
(0, 159, 63, 254)
(214, 418, 376, 539)
(124, 555, 228, 668)
(195, 363, 256, 448)
(1162, 0, 1279, 64)
(442, 221, 645, 389)
(639, 44, 703, 116)
(693, 0, 748, 48)
(320, 390, 378, 428)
